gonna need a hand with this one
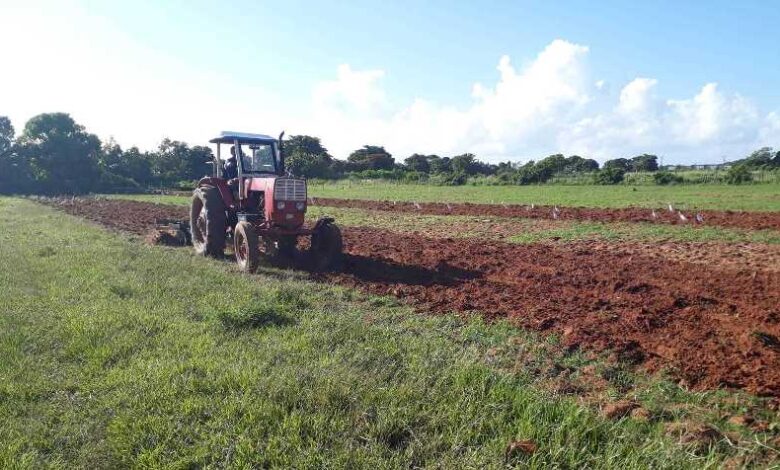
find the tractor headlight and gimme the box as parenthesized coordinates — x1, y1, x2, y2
(296, 202, 305, 211)
(277, 201, 286, 210)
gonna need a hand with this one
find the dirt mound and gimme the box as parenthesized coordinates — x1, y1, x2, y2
(313, 197, 780, 231)
(46, 197, 780, 396)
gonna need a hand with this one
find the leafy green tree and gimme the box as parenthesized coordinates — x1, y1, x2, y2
(404, 154, 430, 173)
(17, 113, 102, 194)
(0, 116, 34, 193)
(450, 153, 478, 175)
(0, 116, 13, 158)
(284, 135, 332, 178)
(149, 139, 211, 184)
(427, 155, 451, 174)
(565, 155, 599, 173)
(348, 145, 394, 170)
(603, 158, 631, 173)
(594, 166, 626, 185)
(116, 147, 154, 185)
(629, 154, 659, 172)
(740, 147, 777, 168)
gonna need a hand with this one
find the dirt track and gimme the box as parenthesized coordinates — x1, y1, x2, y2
(45, 197, 780, 396)
(313, 197, 780, 231)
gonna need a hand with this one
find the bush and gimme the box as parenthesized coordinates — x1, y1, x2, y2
(593, 167, 625, 185)
(653, 171, 684, 185)
(444, 172, 468, 186)
(174, 180, 197, 191)
(96, 171, 141, 193)
(725, 165, 752, 185)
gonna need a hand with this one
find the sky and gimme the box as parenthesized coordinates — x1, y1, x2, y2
(1, 0, 779, 164)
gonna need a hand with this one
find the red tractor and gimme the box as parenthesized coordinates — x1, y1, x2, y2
(190, 131, 342, 272)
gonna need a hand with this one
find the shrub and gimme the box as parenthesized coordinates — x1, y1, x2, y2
(593, 167, 625, 185)
(653, 171, 684, 185)
(725, 165, 752, 185)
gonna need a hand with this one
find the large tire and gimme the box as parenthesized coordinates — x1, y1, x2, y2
(190, 186, 226, 257)
(234, 221, 260, 273)
(310, 223, 343, 270)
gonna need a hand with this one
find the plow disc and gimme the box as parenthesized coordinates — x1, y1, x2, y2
(152, 219, 192, 246)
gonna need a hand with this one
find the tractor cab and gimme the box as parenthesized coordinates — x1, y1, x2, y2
(209, 131, 282, 179)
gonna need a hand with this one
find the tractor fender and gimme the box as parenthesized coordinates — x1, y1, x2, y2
(198, 177, 236, 210)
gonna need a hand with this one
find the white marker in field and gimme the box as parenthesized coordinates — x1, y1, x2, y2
(651, 209, 658, 219)
(414, 202, 421, 210)
(446, 203, 452, 212)
(695, 212, 704, 223)
(678, 211, 687, 222)
(668, 203, 674, 213)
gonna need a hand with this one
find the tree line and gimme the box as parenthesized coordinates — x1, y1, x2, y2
(1, 112, 778, 194)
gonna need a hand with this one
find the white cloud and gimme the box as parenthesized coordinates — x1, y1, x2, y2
(303, 40, 777, 163)
(617, 78, 657, 114)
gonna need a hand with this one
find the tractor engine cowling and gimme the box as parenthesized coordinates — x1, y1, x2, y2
(268, 177, 307, 228)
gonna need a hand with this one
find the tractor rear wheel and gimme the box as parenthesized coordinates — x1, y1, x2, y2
(234, 221, 260, 273)
(310, 222, 343, 270)
(190, 186, 226, 257)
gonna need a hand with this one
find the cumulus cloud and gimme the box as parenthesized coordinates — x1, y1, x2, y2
(304, 40, 778, 163)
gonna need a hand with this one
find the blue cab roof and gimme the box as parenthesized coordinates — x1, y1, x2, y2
(209, 131, 277, 144)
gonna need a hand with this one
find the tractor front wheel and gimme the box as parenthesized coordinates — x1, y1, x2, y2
(190, 186, 226, 257)
(234, 221, 260, 273)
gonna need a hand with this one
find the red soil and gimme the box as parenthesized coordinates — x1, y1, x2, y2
(313, 197, 780, 231)
(45, 197, 780, 396)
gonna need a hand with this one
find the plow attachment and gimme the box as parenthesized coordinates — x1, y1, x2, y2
(152, 219, 192, 246)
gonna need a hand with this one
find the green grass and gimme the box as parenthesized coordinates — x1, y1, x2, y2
(2, 197, 778, 468)
(306, 181, 780, 212)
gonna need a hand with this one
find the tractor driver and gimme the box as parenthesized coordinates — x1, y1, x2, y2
(223, 146, 239, 180)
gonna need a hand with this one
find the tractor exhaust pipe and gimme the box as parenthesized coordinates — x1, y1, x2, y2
(278, 130, 286, 175)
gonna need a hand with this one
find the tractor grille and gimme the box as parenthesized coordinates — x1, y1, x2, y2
(274, 178, 307, 201)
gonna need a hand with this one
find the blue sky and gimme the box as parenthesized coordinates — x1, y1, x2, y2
(2, 0, 779, 163)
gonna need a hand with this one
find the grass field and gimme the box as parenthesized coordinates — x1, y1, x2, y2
(306, 181, 780, 212)
(2, 197, 777, 468)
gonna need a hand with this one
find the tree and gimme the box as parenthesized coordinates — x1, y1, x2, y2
(0, 116, 34, 193)
(427, 155, 451, 174)
(565, 155, 599, 173)
(404, 154, 430, 173)
(284, 135, 332, 178)
(17, 113, 102, 194)
(347, 145, 394, 171)
(594, 166, 626, 184)
(0, 116, 13, 158)
(603, 158, 631, 173)
(630, 154, 659, 172)
(450, 153, 478, 175)
(149, 138, 211, 184)
(741, 147, 777, 168)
